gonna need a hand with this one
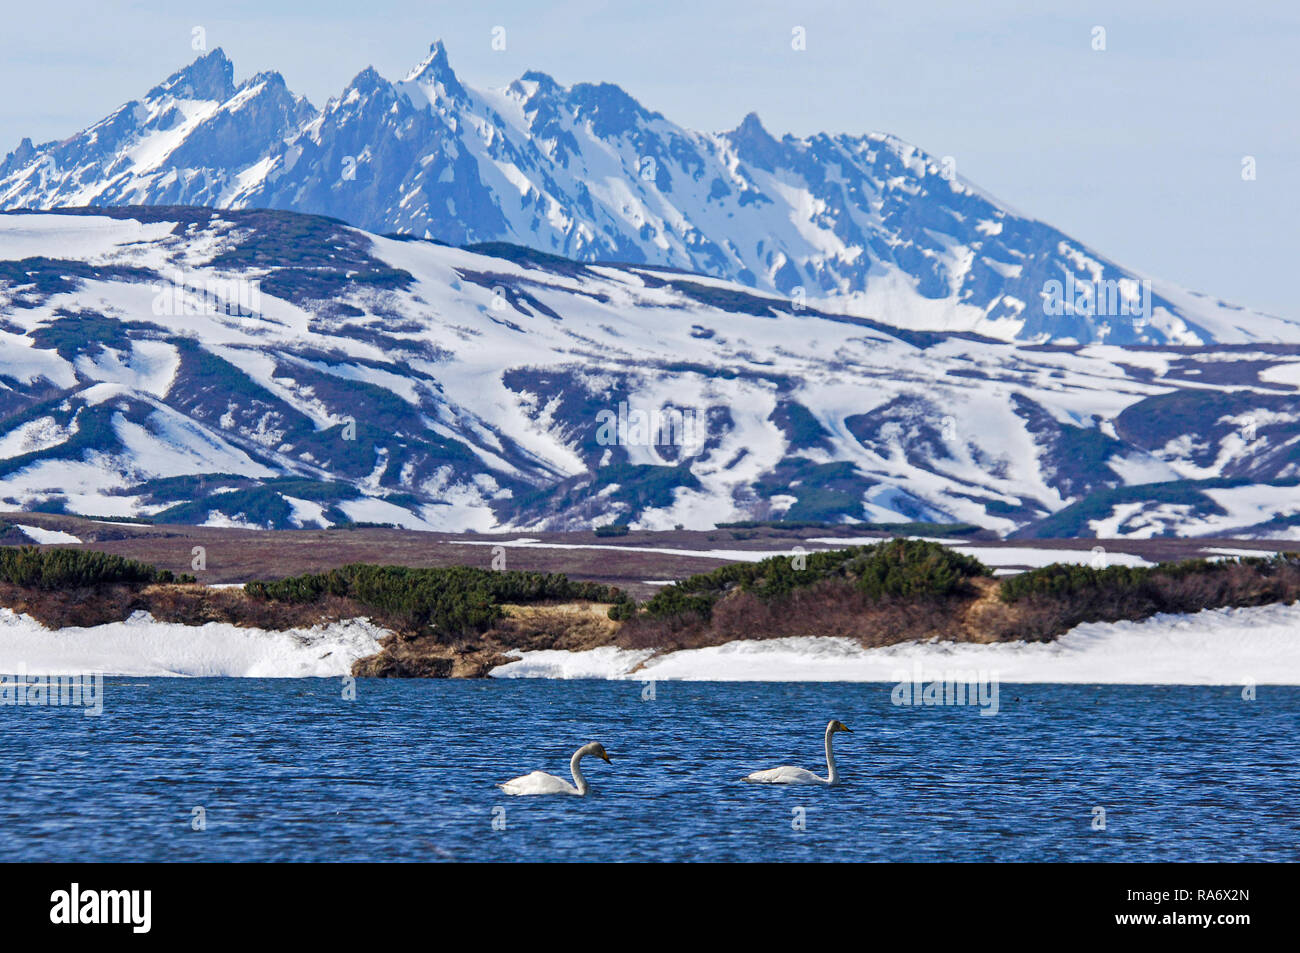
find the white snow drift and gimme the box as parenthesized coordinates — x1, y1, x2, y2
(1, 600, 1296, 682)
(491, 602, 1300, 685)
(0, 608, 384, 677)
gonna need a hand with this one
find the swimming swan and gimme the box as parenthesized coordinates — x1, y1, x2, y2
(744, 720, 852, 785)
(499, 741, 612, 796)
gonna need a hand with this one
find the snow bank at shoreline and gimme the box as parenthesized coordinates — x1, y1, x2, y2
(491, 602, 1300, 685)
(0, 609, 385, 677)
(2, 602, 1297, 683)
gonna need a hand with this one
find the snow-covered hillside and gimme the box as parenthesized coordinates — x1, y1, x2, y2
(1, 43, 1295, 346)
(1, 206, 1298, 537)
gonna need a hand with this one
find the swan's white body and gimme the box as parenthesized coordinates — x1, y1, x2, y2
(499, 741, 611, 796)
(744, 720, 851, 785)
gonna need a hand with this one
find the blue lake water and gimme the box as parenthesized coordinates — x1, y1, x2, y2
(3, 679, 1298, 862)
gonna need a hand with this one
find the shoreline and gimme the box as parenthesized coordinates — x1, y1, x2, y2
(492, 602, 1300, 685)
(1, 601, 1298, 685)
(2, 538, 1297, 682)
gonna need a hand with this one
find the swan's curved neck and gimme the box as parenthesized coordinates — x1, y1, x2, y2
(824, 726, 839, 784)
(570, 748, 589, 795)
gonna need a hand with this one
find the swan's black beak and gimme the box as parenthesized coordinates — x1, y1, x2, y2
(601, 754, 612, 763)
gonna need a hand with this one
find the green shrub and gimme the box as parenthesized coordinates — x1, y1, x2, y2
(0, 546, 177, 589)
(246, 564, 627, 640)
(999, 552, 1300, 604)
(642, 539, 989, 621)
(594, 524, 630, 537)
(852, 538, 988, 598)
(607, 599, 637, 622)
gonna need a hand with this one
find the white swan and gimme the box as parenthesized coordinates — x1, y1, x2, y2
(744, 720, 852, 785)
(498, 742, 612, 796)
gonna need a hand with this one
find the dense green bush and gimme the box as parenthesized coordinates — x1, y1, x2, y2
(988, 551, 1300, 640)
(606, 596, 637, 621)
(642, 539, 989, 621)
(0, 546, 188, 589)
(640, 586, 718, 620)
(999, 552, 1300, 604)
(853, 538, 988, 598)
(246, 564, 627, 640)
(594, 523, 630, 537)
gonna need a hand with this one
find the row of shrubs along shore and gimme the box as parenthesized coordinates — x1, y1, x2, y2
(1, 541, 1298, 654)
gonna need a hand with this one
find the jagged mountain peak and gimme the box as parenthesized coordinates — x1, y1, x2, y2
(240, 68, 290, 91)
(342, 64, 387, 96)
(732, 110, 771, 136)
(565, 80, 662, 133)
(146, 47, 236, 103)
(401, 39, 467, 100)
(0, 41, 1294, 347)
(725, 111, 785, 171)
(516, 69, 563, 93)
(0, 138, 37, 175)
(405, 39, 452, 77)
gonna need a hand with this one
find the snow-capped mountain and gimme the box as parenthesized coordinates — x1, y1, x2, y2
(2, 206, 1298, 538)
(2, 43, 1295, 347)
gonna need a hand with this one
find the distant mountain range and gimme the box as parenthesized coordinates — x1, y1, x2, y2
(2, 42, 1296, 346)
(1, 206, 1298, 539)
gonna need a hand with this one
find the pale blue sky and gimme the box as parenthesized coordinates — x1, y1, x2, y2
(3, 1, 1297, 317)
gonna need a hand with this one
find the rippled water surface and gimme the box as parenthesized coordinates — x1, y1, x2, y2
(3, 679, 1298, 861)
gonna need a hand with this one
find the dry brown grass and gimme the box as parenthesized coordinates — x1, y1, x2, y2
(0, 581, 370, 632)
(616, 577, 989, 652)
(992, 559, 1300, 642)
(617, 557, 1300, 655)
(492, 601, 620, 651)
(351, 601, 622, 677)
